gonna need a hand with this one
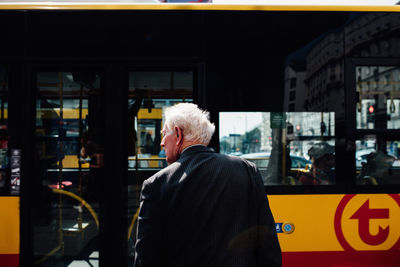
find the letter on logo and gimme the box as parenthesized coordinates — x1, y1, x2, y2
(350, 199, 389, 246)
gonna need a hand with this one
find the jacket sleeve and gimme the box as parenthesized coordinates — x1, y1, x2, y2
(254, 169, 282, 267)
(133, 178, 163, 267)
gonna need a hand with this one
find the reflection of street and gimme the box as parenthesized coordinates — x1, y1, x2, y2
(220, 112, 335, 185)
(220, 112, 334, 156)
(240, 152, 312, 185)
(34, 195, 99, 266)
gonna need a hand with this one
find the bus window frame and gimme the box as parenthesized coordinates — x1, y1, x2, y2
(344, 57, 400, 194)
(215, 57, 400, 195)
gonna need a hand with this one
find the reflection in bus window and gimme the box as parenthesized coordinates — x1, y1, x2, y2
(219, 112, 335, 186)
(356, 139, 400, 185)
(355, 65, 400, 186)
(127, 71, 193, 170)
(128, 99, 194, 169)
(35, 71, 102, 266)
(356, 66, 400, 130)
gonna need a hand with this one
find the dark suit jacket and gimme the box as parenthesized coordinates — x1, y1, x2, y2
(134, 145, 281, 267)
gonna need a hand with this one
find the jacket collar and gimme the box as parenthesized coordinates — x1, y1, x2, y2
(179, 145, 214, 160)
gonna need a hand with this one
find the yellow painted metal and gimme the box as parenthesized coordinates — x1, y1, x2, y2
(36, 108, 89, 119)
(0, 197, 19, 254)
(137, 108, 162, 120)
(0, 4, 399, 12)
(60, 155, 89, 169)
(268, 194, 400, 252)
(0, 109, 7, 119)
(269, 194, 344, 252)
(127, 208, 140, 241)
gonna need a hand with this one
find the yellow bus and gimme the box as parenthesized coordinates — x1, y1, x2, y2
(0, 2, 399, 267)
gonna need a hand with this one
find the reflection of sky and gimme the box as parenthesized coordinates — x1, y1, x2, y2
(219, 112, 262, 139)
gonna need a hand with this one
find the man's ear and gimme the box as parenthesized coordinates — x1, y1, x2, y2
(175, 126, 183, 144)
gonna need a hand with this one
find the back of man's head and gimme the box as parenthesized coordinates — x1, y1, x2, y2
(164, 103, 215, 145)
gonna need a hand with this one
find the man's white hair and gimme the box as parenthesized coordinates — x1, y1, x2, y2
(164, 103, 215, 145)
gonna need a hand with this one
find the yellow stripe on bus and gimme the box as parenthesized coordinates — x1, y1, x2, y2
(0, 197, 19, 254)
(269, 194, 344, 252)
(0, 4, 399, 12)
(268, 194, 400, 252)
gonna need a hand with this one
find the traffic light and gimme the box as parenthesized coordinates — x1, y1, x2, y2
(366, 104, 376, 123)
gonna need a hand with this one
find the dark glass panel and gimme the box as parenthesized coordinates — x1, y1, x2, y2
(34, 71, 102, 266)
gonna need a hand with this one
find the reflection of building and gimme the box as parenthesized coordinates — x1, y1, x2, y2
(356, 66, 400, 129)
(305, 29, 344, 114)
(284, 13, 400, 115)
(286, 112, 334, 138)
(219, 134, 243, 154)
(344, 13, 400, 58)
(261, 113, 272, 151)
(284, 61, 306, 112)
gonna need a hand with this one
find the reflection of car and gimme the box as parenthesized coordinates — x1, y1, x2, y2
(239, 152, 311, 170)
(240, 152, 269, 168)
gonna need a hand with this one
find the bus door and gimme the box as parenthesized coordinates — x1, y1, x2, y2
(33, 69, 103, 266)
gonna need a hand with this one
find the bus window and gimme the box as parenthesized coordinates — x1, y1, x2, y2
(356, 66, 400, 130)
(219, 112, 335, 186)
(355, 65, 400, 186)
(356, 139, 400, 185)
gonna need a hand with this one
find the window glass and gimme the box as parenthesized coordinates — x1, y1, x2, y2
(127, 71, 193, 170)
(356, 139, 400, 185)
(219, 112, 335, 186)
(34, 71, 101, 266)
(355, 65, 400, 186)
(289, 91, 296, 101)
(128, 98, 192, 169)
(290, 77, 296, 89)
(356, 66, 400, 130)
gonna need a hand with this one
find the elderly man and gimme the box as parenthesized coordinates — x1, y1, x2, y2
(134, 103, 281, 267)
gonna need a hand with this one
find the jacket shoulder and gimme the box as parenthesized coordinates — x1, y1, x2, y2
(142, 161, 180, 186)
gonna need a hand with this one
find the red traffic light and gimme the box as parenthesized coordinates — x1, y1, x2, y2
(368, 105, 375, 113)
